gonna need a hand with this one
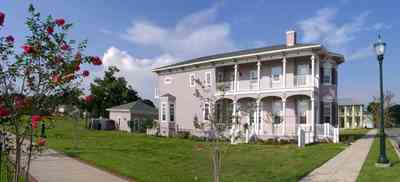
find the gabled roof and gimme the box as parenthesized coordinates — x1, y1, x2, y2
(106, 100, 158, 115)
(153, 43, 321, 72)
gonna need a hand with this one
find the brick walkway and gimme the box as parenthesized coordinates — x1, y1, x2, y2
(300, 129, 376, 182)
(30, 149, 130, 182)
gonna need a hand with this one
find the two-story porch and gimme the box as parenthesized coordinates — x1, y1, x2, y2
(214, 54, 319, 137)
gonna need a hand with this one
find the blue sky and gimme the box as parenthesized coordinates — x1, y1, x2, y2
(1, 0, 399, 104)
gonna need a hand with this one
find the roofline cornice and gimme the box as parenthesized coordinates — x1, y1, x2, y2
(152, 44, 321, 72)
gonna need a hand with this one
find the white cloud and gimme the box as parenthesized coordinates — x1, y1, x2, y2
(102, 46, 176, 99)
(347, 46, 374, 61)
(122, 4, 235, 59)
(298, 8, 369, 49)
(297, 8, 383, 61)
(98, 4, 235, 100)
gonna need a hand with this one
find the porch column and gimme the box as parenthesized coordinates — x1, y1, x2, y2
(311, 55, 315, 87)
(311, 96, 315, 141)
(315, 55, 320, 88)
(282, 98, 286, 136)
(233, 100, 237, 124)
(282, 57, 287, 88)
(256, 99, 260, 135)
(257, 61, 261, 90)
(352, 105, 355, 128)
(234, 64, 238, 92)
(361, 105, 364, 127)
(344, 106, 348, 128)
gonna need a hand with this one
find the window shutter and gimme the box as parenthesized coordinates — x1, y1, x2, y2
(320, 101, 324, 124)
(331, 102, 337, 126)
(320, 67, 323, 84)
(332, 68, 337, 84)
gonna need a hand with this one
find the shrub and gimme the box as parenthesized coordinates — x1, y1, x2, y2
(176, 131, 190, 139)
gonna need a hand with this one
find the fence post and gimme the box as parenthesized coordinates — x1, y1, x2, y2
(298, 128, 305, 148)
(327, 123, 330, 137)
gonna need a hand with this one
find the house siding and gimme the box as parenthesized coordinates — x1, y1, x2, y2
(109, 111, 131, 131)
(154, 48, 343, 135)
(158, 67, 216, 130)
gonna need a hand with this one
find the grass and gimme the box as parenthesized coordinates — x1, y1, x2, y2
(46, 117, 346, 182)
(340, 128, 371, 143)
(0, 154, 24, 182)
(357, 137, 400, 182)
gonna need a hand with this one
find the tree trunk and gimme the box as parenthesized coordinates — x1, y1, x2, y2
(212, 144, 220, 182)
(24, 127, 34, 182)
(14, 135, 21, 182)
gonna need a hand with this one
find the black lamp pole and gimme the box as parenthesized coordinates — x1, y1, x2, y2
(374, 35, 390, 166)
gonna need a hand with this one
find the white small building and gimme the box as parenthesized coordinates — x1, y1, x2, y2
(107, 100, 158, 132)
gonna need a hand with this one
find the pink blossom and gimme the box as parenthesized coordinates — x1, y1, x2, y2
(55, 18, 65, 26)
(0, 12, 5, 26)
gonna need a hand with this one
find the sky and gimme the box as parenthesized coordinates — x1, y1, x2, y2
(1, 0, 399, 104)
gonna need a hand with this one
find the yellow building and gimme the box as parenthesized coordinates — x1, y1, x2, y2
(338, 98, 366, 129)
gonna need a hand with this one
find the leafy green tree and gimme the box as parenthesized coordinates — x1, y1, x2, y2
(89, 66, 139, 117)
(389, 104, 400, 127)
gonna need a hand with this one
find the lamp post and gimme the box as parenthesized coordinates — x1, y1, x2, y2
(373, 34, 390, 167)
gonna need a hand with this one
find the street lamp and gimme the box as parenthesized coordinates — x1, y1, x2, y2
(373, 34, 390, 167)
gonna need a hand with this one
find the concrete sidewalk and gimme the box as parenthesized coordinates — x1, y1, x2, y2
(30, 149, 131, 182)
(300, 129, 376, 182)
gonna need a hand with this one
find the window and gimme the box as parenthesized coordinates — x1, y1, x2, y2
(323, 102, 331, 123)
(250, 70, 257, 80)
(161, 103, 167, 121)
(272, 100, 282, 123)
(249, 111, 255, 124)
(189, 73, 196, 87)
(296, 64, 309, 86)
(297, 99, 309, 124)
(164, 77, 172, 84)
(297, 64, 310, 75)
(322, 62, 332, 84)
(169, 104, 175, 122)
(205, 72, 212, 86)
(217, 72, 224, 82)
(271, 66, 282, 82)
(323, 69, 331, 84)
(204, 103, 210, 120)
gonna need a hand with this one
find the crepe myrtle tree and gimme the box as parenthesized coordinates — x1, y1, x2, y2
(193, 78, 235, 182)
(0, 5, 101, 181)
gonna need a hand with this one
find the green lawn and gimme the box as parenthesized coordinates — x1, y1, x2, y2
(357, 137, 400, 182)
(46, 118, 346, 182)
(340, 128, 371, 143)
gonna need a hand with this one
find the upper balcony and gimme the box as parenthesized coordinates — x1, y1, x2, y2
(215, 55, 318, 94)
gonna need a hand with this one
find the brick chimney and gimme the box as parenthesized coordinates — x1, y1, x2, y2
(286, 30, 297, 46)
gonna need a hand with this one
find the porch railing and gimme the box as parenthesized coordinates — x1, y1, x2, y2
(216, 81, 234, 92)
(294, 75, 311, 88)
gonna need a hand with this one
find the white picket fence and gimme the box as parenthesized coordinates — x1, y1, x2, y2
(298, 123, 339, 147)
